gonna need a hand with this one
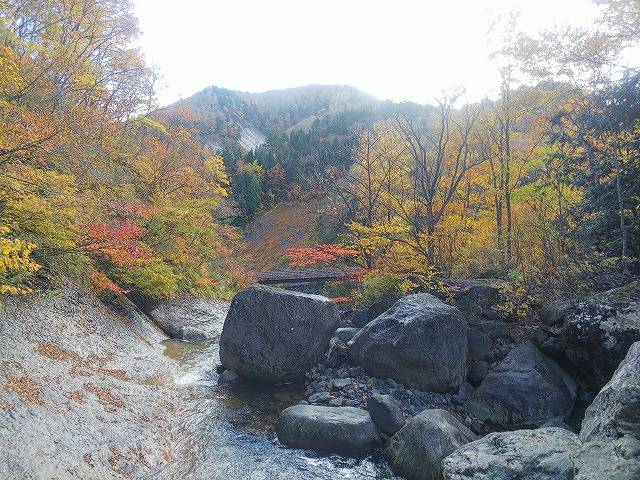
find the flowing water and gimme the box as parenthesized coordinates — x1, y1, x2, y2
(155, 303, 398, 480)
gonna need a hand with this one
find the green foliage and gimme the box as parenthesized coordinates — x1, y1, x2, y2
(353, 273, 406, 308)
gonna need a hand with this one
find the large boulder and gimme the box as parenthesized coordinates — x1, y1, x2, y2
(219, 285, 339, 383)
(276, 405, 381, 455)
(147, 298, 227, 342)
(443, 427, 640, 480)
(575, 435, 640, 480)
(367, 394, 405, 437)
(580, 341, 640, 442)
(348, 294, 468, 393)
(443, 427, 581, 480)
(434, 279, 502, 314)
(544, 281, 640, 390)
(466, 327, 491, 361)
(385, 409, 476, 480)
(467, 342, 576, 428)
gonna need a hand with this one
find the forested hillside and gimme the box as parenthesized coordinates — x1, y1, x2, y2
(0, 0, 244, 299)
(0, 0, 638, 304)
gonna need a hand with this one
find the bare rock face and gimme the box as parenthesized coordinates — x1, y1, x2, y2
(367, 394, 405, 437)
(348, 294, 468, 393)
(148, 297, 228, 342)
(443, 426, 640, 480)
(443, 427, 582, 480)
(276, 405, 381, 455)
(580, 341, 640, 442)
(219, 285, 340, 383)
(467, 342, 576, 429)
(0, 283, 179, 479)
(385, 409, 476, 480)
(544, 281, 640, 390)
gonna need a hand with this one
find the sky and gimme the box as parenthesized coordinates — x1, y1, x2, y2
(133, 0, 602, 107)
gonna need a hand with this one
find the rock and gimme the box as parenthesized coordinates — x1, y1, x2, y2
(541, 416, 574, 431)
(443, 427, 582, 480)
(334, 327, 360, 342)
(529, 327, 550, 347)
(349, 294, 468, 393)
(351, 310, 370, 328)
(467, 360, 489, 387)
(308, 392, 331, 404)
(329, 398, 345, 407)
(444, 426, 640, 480)
(549, 281, 640, 390)
(456, 382, 474, 401)
(466, 327, 491, 361)
(367, 394, 405, 437)
(434, 279, 503, 315)
(219, 285, 339, 383)
(147, 298, 228, 342)
(276, 405, 381, 455)
(470, 319, 509, 339)
(385, 409, 476, 480)
(540, 298, 578, 327)
(368, 299, 395, 321)
(0, 283, 184, 478)
(580, 341, 640, 442)
(575, 435, 640, 480)
(326, 338, 349, 367)
(468, 342, 576, 428)
(331, 378, 352, 390)
(576, 389, 596, 408)
(220, 369, 240, 383)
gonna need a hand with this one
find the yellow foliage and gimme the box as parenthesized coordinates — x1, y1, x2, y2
(0, 226, 41, 295)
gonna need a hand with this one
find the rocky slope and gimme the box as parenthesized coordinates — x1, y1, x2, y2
(0, 284, 182, 479)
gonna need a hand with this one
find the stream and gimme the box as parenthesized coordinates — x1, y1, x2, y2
(155, 303, 398, 480)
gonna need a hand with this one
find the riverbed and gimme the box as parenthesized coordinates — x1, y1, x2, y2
(156, 303, 398, 479)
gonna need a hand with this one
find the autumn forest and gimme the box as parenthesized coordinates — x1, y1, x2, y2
(1, 0, 639, 307)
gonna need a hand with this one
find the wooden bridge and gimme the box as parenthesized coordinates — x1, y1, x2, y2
(256, 267, 360, 285)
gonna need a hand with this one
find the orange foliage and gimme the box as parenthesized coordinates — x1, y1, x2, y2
(86, 221, 150, 266)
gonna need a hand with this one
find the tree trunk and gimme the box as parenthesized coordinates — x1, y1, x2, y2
(614, 156, 629, 274)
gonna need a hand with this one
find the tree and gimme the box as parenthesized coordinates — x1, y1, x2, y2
(391, 93, 483, 266)
(554, 74, 640, 275)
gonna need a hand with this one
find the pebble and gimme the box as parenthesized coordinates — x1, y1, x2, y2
(308, 392, 330, 404)
(303, 362, 461, 423)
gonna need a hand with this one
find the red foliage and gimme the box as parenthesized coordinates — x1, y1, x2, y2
(284, 244, 360, 268)
(86, 220, 150, 266)
(329, 296, 351, 304)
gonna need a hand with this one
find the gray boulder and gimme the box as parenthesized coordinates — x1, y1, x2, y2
(471, 319, 509, 339)
(385, 409, 476, 480)
(467, 360, 489, 387)
(575, 435, 640, 480)
(367, 394, 405, 437)
(540, 298, 578, 327)
(326, 337, 349, 367)
(334, 327, 360, 342)
(443, 427, 640, 480)
(467, 327, 491, 361)
(468, 342, 576, 428)
(349, 294, 468, 393)
(443, 427, 581, 480)
(148, 297, 227, 342)
(580, 341, 640, 442)
(276, 405, 381, 455)
(549, 281, 640, 390)
(219, 285, 339, 383)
